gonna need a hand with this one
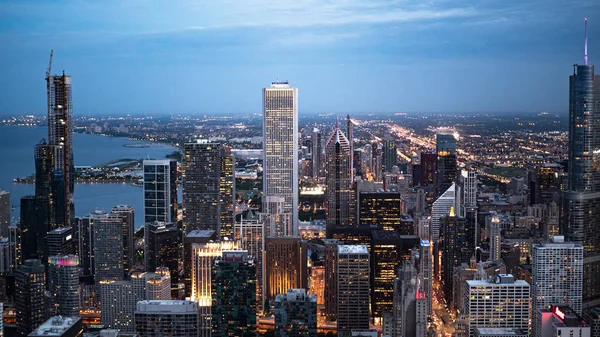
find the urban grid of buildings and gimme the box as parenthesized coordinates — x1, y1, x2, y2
(0, 20, 597, 337)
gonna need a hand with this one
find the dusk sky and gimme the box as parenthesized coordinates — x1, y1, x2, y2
(1, 0, 598, 115)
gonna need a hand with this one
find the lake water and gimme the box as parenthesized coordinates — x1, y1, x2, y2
(0, 126, 179, 228)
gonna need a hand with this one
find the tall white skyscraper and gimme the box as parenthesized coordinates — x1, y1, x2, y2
(532, 236, 583, 318)
(262, 81, 298, 236)
(464, 274, 530, 337)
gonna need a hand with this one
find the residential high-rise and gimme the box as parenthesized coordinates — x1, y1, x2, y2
(219, 146, 235, 239)
(211, 251, 257, 337)
(143, 160, 177, 224)
(28, 316, 83, 337)
(75, 215, 94, 276)
(46, 66, 75, 230)
(336, 245, 370, 334)
(93, 211, 124, 283)
(563, 23, 600, 306)
(183, 141, 235, 238)
(532, 235, 583, 323)
(99, 280, 135, 332)
(110, 205, 135, 277)
(144, 221, 180, 285)
(0, 191, 9, 238)
(464, 274, 530, 337)
(48, 255, 80, 317)
(312, 128, 323, 178)
(274, 289, 317, 337)
(183, 230, 217, 299)
(235, 211, 266, 313)
(15, 259, 46, 337)
(100, 271, 170, 332)
(325, 127, 354, 233)
(46, 227, 74, 257)
(135, 300, 200, 337)
(265, 237, 308, 302)
(489, 215, 502, 261)
(262, 81, 299, 236)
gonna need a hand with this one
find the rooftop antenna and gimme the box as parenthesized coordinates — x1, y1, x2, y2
(585, 18, 588, 65)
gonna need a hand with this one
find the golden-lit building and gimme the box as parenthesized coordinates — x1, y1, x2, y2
(265, 237, 308, 302)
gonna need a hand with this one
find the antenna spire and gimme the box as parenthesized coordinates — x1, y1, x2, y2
(585, 18, 588, 65)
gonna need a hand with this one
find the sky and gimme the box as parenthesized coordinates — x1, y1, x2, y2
(0, 0, 598, 116)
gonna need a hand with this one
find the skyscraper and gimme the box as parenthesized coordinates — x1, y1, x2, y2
(48, 255, 80, 317)
(265, 237, 308, 302)
(347, 114, 354, 179)
(262, 81, 299, 236)
(111, 205, 135, 277)
(93, 211, 124, 283)
(436, 133, 457, 198)
(358, 191, 402, 230)
(311, 128, 323, 178)
(325, 127, 354, 232)
(46, 227, 74, 257)
(274, 289, 317, 337)
(46, 63, 75, 230)
(419, 240, 433, 317)
(336, 245, 370, 334)
(235, 211, 266, 313)
(382, 139, 398, 173)
(489, 215, 502, 262)
(183, 141, 235, 238)
(143, 160, 177, 224)
(532, 236, 583, 321)
(15, 259, 46, 337)
(211, 251, 257, 337)
(563, 20, 600, 306)
(190, 239, 240, 336)
(371, 230, 403, 322)
(144, 221, 180, 282)
(183, 230, 217, 299)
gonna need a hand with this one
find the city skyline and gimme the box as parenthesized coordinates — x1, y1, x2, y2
(0, 2, 598, 116)
(2, 4, 600, 337)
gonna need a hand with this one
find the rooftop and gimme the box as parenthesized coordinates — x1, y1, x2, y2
(28, 316, 81, 336)
(185, 230, 217, 238)
(338, 245, 369, 255)
(136, 300, 199, 313)
(475, 327, 528, 336)
(48, 227, 72, 234)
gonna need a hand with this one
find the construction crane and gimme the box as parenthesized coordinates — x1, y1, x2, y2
(46, 49, 53, 79)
